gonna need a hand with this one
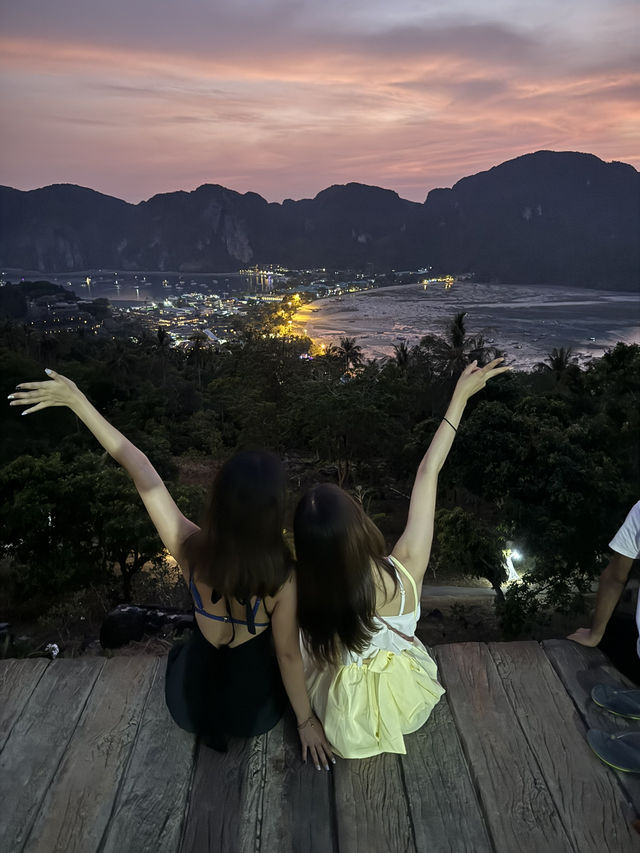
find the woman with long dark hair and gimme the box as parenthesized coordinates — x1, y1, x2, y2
(9, 369, 333, 769)
(294, 358, 509, 758)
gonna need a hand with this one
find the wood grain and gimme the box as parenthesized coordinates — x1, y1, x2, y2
(436, 642, 573, 853)
(543, 638, 640, 821)
(489, 641, 637, 853)
(22, 656, 156, 853)
(237, 711, 335, 853)
(0, 657, 104, 853)
(333, 751, 416, 853)
(0, 658, 49, 752)
(179, 735, 253, 853)
(3, 644, 638, 853)
(99, 658, 196, 853)
(400, 699, 493, 853)
(542, 639, 637, 732)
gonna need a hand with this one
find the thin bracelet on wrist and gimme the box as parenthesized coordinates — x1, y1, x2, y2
(443, 416, 458, 433)
(297, 714, 316, 730)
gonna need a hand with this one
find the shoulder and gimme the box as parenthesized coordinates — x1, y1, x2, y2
(266, 570, 296, 608)
(388, 549, 422, 587)
(610, 501, 640, 560)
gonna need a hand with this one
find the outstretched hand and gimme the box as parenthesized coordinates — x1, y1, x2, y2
(454, 358, 510, 401)
(8, 369, 84, 415)
(298, 714, 336, 771)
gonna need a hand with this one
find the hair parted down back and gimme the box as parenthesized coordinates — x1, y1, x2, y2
(183, 450, 292, 600)
(294, 483, 398, 668)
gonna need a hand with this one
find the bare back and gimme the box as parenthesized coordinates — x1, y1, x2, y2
(189, 574, 280, 649)
(373, 560, 417, 617)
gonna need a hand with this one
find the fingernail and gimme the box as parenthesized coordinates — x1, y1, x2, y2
(316, 764, 321, 771)
(21, 411, 28, 416)
(331, 758, 336, 764)
(325, 765, 329, 771)
(7, 395, 14, 400)
(45, 368, 52, 375)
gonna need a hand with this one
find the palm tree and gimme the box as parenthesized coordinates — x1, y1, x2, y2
(336, 337, 363, 373)
(536, 346, 578, 382)
(419, 312, 488, 378)
(392, 341, 411, 371)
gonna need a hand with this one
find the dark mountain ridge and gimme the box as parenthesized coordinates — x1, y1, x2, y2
(1, 151, 638, 288)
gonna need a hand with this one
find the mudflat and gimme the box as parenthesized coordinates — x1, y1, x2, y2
(293, 281, 640, 369)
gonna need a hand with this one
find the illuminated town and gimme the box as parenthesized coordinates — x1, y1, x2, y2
(14, 264, 458, 349)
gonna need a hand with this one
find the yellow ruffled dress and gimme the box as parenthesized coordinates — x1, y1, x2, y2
(304, 556, 445, 759)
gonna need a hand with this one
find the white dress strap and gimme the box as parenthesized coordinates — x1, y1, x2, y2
(396, 570, 406, 615)
(388, 555, 419, 616)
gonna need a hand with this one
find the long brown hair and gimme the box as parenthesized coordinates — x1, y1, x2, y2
(183, 450, 292, 600)
(294, 483, 398, 667)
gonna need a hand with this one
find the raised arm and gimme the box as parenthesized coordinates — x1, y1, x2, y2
(9, 369, 198, 565)
(391, 358, 509, 583)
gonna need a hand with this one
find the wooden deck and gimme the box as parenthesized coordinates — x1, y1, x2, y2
(1, 640, 638, 853)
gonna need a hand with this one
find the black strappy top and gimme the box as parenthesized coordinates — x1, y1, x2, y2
(188, 567, 270, 635)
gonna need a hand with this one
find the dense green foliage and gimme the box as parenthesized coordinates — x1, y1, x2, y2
(1, 305, 638, 637)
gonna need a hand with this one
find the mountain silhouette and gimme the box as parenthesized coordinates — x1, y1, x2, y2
(1, 151, 637, 288)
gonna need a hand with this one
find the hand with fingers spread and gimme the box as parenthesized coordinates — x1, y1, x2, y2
(8, 368, 85, 415)
(453, 357, 511, 402)
(297, 713, 336, 771)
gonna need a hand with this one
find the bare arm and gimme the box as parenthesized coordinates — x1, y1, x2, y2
(9, 369, 198, 567)
(391, 358, 510, 583)
(270, 574, 334, 768)
(567, 552, 634, 647)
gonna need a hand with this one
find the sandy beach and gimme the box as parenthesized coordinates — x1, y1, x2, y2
(292, 281, 640, 370)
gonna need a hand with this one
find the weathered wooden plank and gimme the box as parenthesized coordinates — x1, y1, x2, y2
(0, 657, 105, 853)
(542, 639, 636, 732)
(179, 735, 253, 853)
(22, 656, 157, 853)
(489, 641, 637, 853)
(0, 658, 49, 752)
(238, 711, 335, 853)
(543, 638, 640, 818)
(400, 698, 493, 853)
(435, 642, 574, 853)
(100, 658, 196, 853)
(333, 751, 416, 853)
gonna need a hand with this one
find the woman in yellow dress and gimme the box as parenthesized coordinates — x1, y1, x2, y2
(294, 358, 509, 758)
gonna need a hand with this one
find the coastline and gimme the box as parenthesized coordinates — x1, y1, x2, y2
(292, 281, 640, 369)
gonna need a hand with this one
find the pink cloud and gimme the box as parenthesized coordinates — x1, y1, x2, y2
(0, 1, 637, 203)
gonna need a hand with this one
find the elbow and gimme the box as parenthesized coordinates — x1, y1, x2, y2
(418, 457, 440, 480)
(601, 560, 629, 587)
(276, 647, 302, 667)
(130, 453, 155, 483)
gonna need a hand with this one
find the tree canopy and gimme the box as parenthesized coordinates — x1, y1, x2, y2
(1, 300, 638, 638)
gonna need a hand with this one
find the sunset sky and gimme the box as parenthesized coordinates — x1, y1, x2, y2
(1, 0, 638, 203)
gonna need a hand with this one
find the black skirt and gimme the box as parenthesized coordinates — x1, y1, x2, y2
(165, 620, 287, 750)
